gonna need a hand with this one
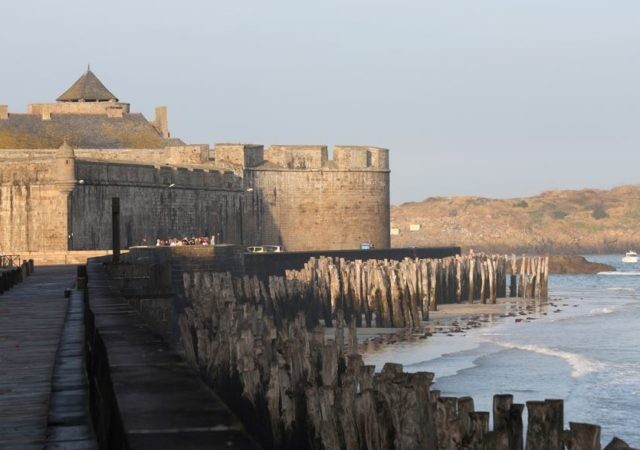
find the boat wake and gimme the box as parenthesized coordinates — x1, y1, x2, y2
(489, 341, 604, 378)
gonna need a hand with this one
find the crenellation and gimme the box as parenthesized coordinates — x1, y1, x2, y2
(73, 160, 242, 191)
(368, 146, 390, 170)
(333, 146, 370, 169)
(265, 145, 328, 169)
(0, 105, 7, 120)
(214, 144, 264, 169)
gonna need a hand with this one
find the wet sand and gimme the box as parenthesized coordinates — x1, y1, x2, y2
(322, 296, 570, 354)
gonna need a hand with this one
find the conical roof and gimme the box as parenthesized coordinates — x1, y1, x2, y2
(57, 68, 119, 102)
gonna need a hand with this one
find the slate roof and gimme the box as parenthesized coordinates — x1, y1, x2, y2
(0, 113, 167, 149)
(57, 69, 119, 102)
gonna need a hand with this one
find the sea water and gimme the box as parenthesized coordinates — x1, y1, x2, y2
(363, 255, 640, 446)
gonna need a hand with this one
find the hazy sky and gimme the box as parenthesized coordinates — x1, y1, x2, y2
(2, 0, 639, 204)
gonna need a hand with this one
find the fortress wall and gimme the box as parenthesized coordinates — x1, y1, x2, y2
(75, 145, 209, 166)
(214, 144, 264, 168)
(333, 146, 390, 170)
(69, 161, 246, 250)
(74, 160, 241, 190)
(264, 145, 328, 169)
(28, 102, 131, 115)
(244, 167, 390, 250)
(0, 146, 210, 166)
(0, 149, 60, 161)
(0, 184, 69, 253)
(0, 159, 71, 253)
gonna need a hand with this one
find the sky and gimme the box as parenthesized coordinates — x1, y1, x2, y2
(1, 0, 639, 204)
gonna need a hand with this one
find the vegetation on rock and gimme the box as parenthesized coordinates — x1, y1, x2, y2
(391, 185, 640, 254)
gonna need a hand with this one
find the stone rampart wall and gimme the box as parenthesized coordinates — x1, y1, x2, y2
(0, 143, 392, 254)
(0, 156, 73, 253)
(69, 161, 245, 250)
(213, 144, 389, 171)
(0, 146, 209, 166)
(27, 101, 131, 116)
(0, 184, 69, 253)
(244, 168, 390, 250)
(76, 146, 209, 166)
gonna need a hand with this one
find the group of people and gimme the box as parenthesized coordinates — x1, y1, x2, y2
(155, 236, 214, 247)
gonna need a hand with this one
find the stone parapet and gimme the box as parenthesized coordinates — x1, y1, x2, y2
(28, 101, 131, 116)
(75, 160, 242, 191)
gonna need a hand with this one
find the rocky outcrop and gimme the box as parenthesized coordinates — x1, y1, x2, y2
(548, 255, 615, 274)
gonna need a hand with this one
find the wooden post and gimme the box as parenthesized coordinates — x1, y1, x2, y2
(112, 197, 121, 263)
(564, 422, 601, 450)
(510, 254, 517, 297)
(468, 257, 475, 304)
(526, 400, 564, 450)
(489, 258, 496, 304)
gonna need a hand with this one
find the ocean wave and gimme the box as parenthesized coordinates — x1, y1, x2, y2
(490, 341, 604, 378)
(589, 307, 614, 315)
(606, 287, 636, 291)
(598, 271, 640, 276)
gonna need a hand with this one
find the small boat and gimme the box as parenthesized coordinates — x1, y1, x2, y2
(622, 251, 639, 263)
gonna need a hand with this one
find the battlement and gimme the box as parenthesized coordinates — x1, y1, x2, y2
(214, 144, 264, 168)
(75, 160, 242, 191)
(213, 144, 389, 171)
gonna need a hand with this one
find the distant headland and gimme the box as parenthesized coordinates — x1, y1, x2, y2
(391, 185, 640, 255)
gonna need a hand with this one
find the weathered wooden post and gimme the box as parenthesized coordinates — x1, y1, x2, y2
(112, 197, 121, 263)
(526, 399, 564, 450)
(564, 422, 601, 450)
(493, 394, 523, 450)
(468, 257, 476, 304)
(510, 255, 518, 297)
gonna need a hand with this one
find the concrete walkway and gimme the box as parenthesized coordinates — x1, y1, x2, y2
(0, 265, 76, 448)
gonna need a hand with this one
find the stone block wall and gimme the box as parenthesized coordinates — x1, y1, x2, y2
(265, 145, 328, 169)
(27, 102, 131, 116)
(0, 143, 392, 255)
(0, 155, 74, 253)
(214, 144, 264, 168)
(69, 161, 246, 250)
(244, 168, 390, 251)
(76, 145, 210, 166)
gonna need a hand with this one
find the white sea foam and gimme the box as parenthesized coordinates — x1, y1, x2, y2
(606, 287, 636, 291)
(589, 307, 614, 315)
(490, 341, 604, 378)
(598, 271, 640, 276)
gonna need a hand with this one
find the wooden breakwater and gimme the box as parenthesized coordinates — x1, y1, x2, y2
(179, 270, 630, 450)
(283, 254, 549, 328)
(224, 254, 549, 329)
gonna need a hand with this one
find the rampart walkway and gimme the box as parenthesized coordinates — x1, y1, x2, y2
(0, 266, 75, 448)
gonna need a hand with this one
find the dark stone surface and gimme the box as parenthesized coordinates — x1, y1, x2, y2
(0, 265, 75, 448)
(46, 288, 98, 448)
(85, 261, 262, 449)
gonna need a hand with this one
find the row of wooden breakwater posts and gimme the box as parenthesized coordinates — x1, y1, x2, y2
(232, 253, 550, 328)
(181, 272, 631, 450)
